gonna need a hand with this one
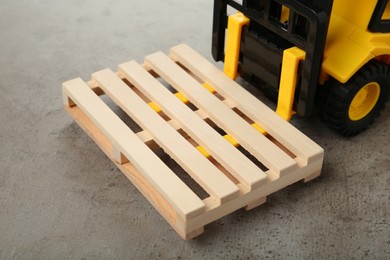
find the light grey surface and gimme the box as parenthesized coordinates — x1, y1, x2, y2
(0, 0, 389, 259)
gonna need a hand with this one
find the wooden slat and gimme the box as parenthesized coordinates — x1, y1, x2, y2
(186, 159, 324, 231)
(91, 69, 240, 204)
(64, 106, 179, 230)
(118, 61, 268, 191)
(145, 52, 297, 177)
(170, 44, 324, 164)
(62, 78, 205, 220)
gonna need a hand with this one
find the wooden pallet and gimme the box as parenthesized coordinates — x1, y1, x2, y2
(63, 44, 324, 240)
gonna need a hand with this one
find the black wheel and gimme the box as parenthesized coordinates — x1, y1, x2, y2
(318, 60, 390, 136)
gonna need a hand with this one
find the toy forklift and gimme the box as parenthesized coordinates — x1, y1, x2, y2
(212, 0, 390, 136)
(62, 0, 388, 239)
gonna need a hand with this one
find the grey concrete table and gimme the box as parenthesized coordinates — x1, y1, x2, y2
(0, 0, 389, 259)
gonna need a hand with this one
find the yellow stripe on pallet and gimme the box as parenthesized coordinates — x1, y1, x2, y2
(252, 123, 266, 135)
(148, 83, 214, 112)
(148, 101, 162, 113)
(148, 92, 189, 112)
(196, 146, 210, 158)
(175, 92, 189, 103)
(197, 133, 239, 158)
(202, 83, 216, 93)
(223, 134, 239, 147)
(147, 80, 267, 158)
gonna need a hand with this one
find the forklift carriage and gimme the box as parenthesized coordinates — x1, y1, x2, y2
(212, 0, 333, 117)
(212, 0, 390, 136)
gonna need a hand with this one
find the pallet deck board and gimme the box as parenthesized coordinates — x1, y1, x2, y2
(145, 52, 298, 177)
(63, 78, 206, 220)
(63, 45, 324, 239)
(118, 61, 268, 191)
(92, 68, 240, 204)
(170, 44, 324, 164)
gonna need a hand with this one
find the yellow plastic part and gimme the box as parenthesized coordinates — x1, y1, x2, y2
(251, 123, 266, 135)
(196, 133, 240, 159)
(280, 5, 290, 23)
(276, 47, 306, 121)
(197, 124, 266, 158)
(196, 146, 210, 158)
(224, 12, 250, 80)
(148, 92, 189, 112)
(198, 124, 267, 154)
(147, 82, 242, 159)
(223, 134, 239, 147)
(175, 92, 189, 103)
(202, 83, 216, 93)
(322, 0, 390, 83)
(147, 80, 268, 158)
(383, 1, 390, 20)
(349, 82, 380, 121)
(196, 132, 240, 158)
(148, 101, 162, 113)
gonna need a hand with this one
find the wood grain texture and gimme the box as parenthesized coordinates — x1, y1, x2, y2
(64, 105, 179, 230)
(170, 44, 324, 165)
(62, 78, 205, 220)
(91, 69, 240, 204)
(62, 46, 324, 239)
(144, 52, 298, 177)
(118, 61, 268, 191)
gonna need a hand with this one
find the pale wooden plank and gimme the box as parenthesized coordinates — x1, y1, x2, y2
(245, 197, 267, 211)
(186, 158, 324, 231)
(144, 52, 297, 177)
(170, 44, 324, 164)
(64, 105, 178, 229)
(118, 61, 268, 191)
(91, 69, 240, 204)
(62, 78, 205, 219)
(65, 105, 207, 239)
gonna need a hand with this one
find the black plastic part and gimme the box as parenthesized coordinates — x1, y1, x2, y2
(317, 60, 390, 136)
(369, 0, 390, 33)
(212, 0, 227, 62)
(241, 28, 286, 90)
(211, 0, 332, 117)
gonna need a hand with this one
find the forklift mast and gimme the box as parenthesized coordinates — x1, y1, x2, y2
(212, 0, 333, 117)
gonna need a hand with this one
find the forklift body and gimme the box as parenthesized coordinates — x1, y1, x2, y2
(212, 0, 390, 135)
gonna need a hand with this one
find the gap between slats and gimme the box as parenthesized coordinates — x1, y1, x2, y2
(88, 68, 299, 168)
(91, 69, 241, 204)
(118, 61, 269, 191)
(170, 44, 324, 165)
(144, 52, 298, 177)
(86, 62, 301, 182)
(62, 78, 206, 220)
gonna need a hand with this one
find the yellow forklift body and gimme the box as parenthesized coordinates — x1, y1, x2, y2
(224, 13, 250, 80)
(322, 0, 390, 83)
(223, 0, 390, 121)
(224, 13, 307, 121)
